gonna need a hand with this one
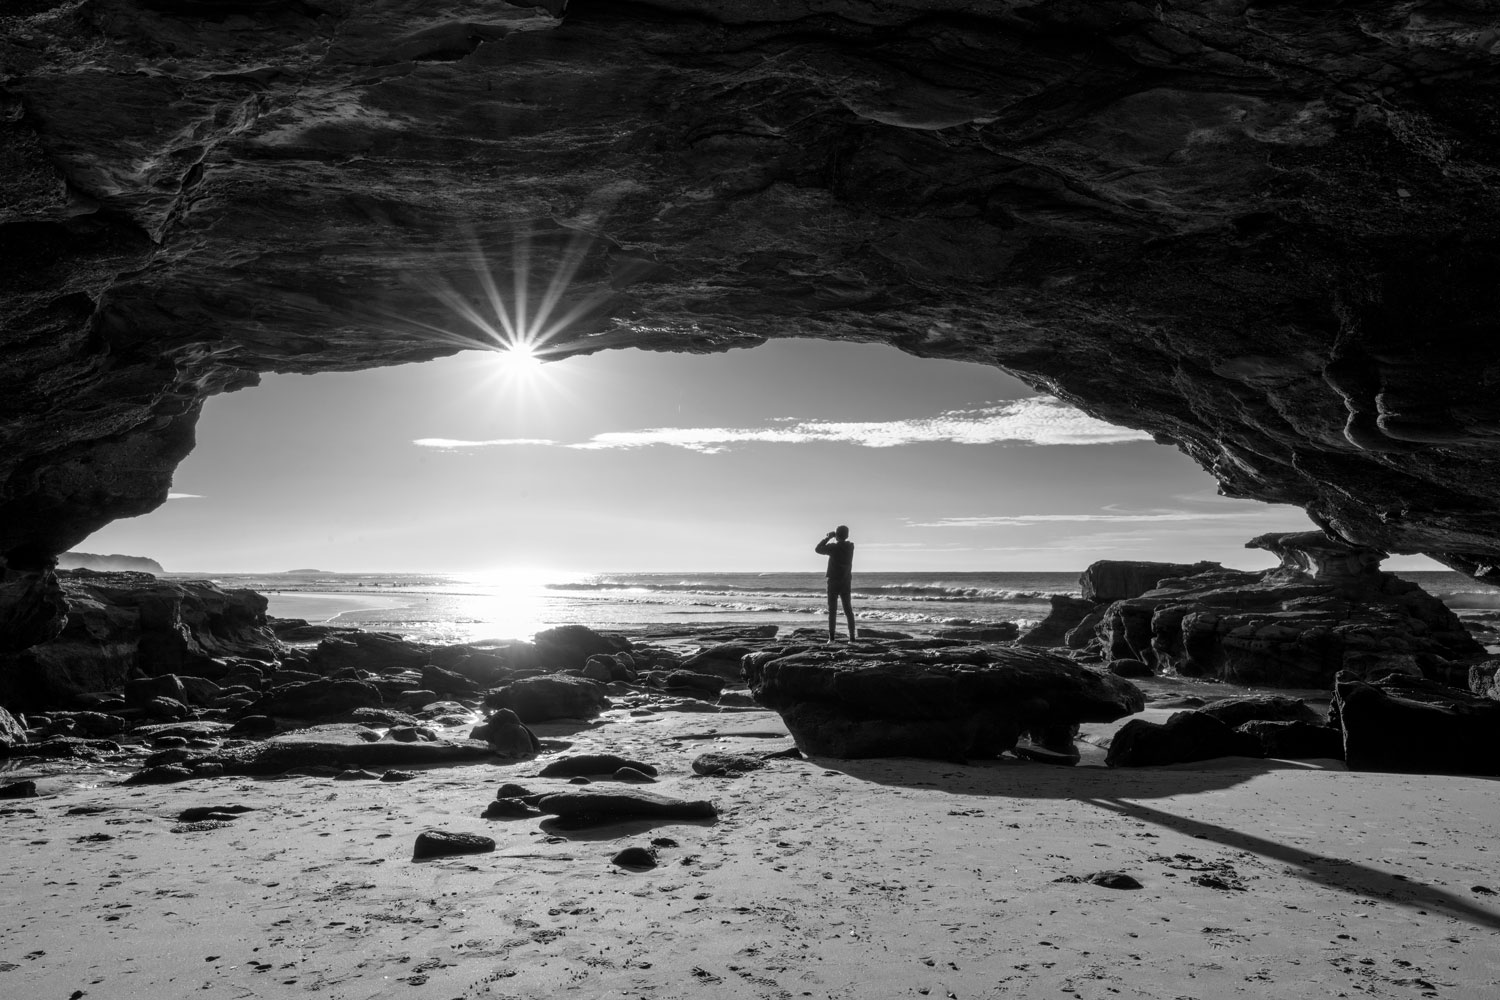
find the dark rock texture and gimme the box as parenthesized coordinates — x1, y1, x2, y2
(5, 0, 1500, 626)
(0, 571, 283, 707)
(1015, 595, 1099, 648)
(1105, 711, 1264, 767)
(535, 789, 718, 822)
(1080, 561, 1223, 604)
(153, 723, 495, 776)
(484, 675, 610, 723)
(1333, 672, 1500, 776)
(413, 830, 495, 861)
(1097, 532, 1483, 687)
(744, 639, 1144, 759)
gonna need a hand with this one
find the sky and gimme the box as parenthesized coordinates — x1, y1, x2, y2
(79, 337, 1441, 576)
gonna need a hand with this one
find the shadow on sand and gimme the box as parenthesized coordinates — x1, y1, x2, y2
(812, 751, 1304, 800)
(1086, 796, 1500, 934)
(812, 751, 1500, 934)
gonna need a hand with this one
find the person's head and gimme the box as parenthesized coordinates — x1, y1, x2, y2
(835, 525, 849, 541)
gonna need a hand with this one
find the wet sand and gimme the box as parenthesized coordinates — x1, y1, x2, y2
(4, 702, 1500, 999)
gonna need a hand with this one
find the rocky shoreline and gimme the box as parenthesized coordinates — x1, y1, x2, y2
(5, 531, 1500, 996)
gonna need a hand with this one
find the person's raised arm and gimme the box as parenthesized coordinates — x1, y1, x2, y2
(815, 530, 836, 554)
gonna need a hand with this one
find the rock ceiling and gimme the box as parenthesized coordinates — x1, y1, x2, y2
(3, 0, 1499, 578)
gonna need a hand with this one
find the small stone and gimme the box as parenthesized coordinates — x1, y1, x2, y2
(496, 782, 533, 798)
(333, 768, 383, 780)
(380, 770, 417, 782)
(177, 805, 254, 822)
(691, 751, 765, 777)
(482, 798, 536, 819)
(568, 776, 592, 785)
(613, 766, 655, 783)
(612, 846, 658, 870)
(0, 780, 38, 799)
(1087, 871, 1143, 890)
(1472, 885, 1496, 896)
(412, 830, 496, 861)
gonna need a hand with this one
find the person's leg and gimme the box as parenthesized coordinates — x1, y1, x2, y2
(826, 588, 838, 640)
(840, 587, 855, 639)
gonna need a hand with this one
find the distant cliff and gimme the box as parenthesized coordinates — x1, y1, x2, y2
(58, 552, 165, 574)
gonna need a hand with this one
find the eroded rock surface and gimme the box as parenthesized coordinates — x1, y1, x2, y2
(0, 571, 283, 707)
(4, 1, 1500, 624)
(744, 638, 1144, 759)
(1096, 532, 1484, 687)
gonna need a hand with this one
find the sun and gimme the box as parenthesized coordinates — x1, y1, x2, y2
(488, 341, 545, 376)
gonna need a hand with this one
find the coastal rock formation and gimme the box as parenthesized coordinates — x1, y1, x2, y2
(1080, 561, 1223, 604)
(1015, 595, 1100, 648)
(0, 572, 284, 707)
(744, 639, 1144, 759)
(1332, 672, 1500, 776)
(5, 1, 1500, 644)
(1096, 532, 1483, 687)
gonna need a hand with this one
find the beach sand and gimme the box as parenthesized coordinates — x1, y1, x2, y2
(5, 697, 1500, 1000)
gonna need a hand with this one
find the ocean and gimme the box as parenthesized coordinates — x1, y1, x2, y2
(166, 569, 1500, 647)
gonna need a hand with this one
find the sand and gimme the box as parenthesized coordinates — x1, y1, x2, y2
(4, 705, 1500, 1000)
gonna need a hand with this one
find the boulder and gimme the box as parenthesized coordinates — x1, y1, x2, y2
(247, 679, 384, 718)
(1080, 561, 1222, 603)
(468, 708, 540, 758)
(744, 641, 1144, 760)
(412, 830, 495, 861)
(483, 675, 610, 723)
(532, 625, 629, 671)
(1096, 532, 1484, 687)
(1107, 658, 1153, 678)
(308, 632, 435, 675)
(663, 670, 726, 695)
(534, 789, 717, 821)
(581, 657, 615, 683)
(1195, 695, 1323, 728)
(1015, 596, 1098, 647)
(420, 663, 480, 697)
(680, 644, 755, 681)
(1238, 720, 1345, 760)
(1105, 711, 1264, 767)
(691, 751, 767, 777)
(1332, 672, 1500, 776)
(539, 754, 658, 777)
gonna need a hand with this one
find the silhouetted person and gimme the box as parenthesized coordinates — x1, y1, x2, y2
(815, 525, 856, 641)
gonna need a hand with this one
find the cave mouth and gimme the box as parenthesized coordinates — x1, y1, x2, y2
(68, 337, 1336, 579)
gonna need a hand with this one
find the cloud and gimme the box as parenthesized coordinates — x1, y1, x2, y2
(166, 493, 203, 500)
(412, 397, 1151, 453)
(414, 437, 558, 449)
(911, 512, 1256, 528)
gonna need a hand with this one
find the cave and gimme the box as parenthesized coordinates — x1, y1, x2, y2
(5, 0, 1500, 650)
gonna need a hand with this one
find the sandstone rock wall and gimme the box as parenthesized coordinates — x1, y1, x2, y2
(0, 571, 285, 707)
(4, 1, 1500, 614)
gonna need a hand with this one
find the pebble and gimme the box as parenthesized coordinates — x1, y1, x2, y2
(412, 830, 496, 861)
(482, 798, 536, 819)
(612, 846, 658, 870)
(380, 770, 417, 782)
(613, 767, 655, 783)
(333, 768, 383, 780)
